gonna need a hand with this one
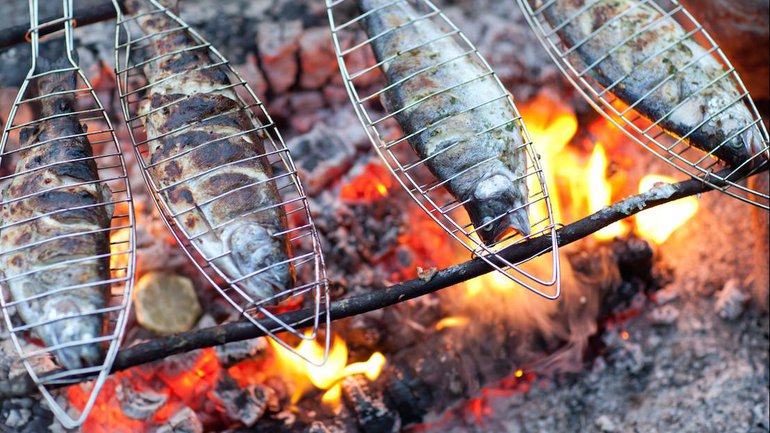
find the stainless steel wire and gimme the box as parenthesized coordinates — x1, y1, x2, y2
(327, 0, 561, 299)
(112, 0, 331, 364)
(0, 0, 136, 428)
(517, 0, 770, 209)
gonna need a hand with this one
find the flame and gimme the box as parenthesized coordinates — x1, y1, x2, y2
(269, 335, 385, 408)
(635, 175, 699, 244)
(435, 316, 470, 330)
(465, 268, 516, 298)
(587, 143, 628, 240)
(519, 92, 579, 224)
(340, 163, 392, 202)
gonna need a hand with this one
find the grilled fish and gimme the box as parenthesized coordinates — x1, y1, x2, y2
(125, 0, 293, 302)
(0, 58, 112, 370)
(359, 0, 531, 245)
(541, 0, 766, 168)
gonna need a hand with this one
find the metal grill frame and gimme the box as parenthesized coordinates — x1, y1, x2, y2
(517, 0, 770, 209)
(0, 0, 136, 428)
(112, 0, 331, 364)
(327, 0, 562, 299)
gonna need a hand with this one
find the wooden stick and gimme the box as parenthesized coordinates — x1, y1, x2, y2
(0, 0, 124, 51)
(2, 165, 764, 399)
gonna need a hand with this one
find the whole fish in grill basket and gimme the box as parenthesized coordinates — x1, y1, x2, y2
(0, 57, 112, 371)
(121, 0, 294, 304)
(0, 0, 136, 427)
(537, 0, 767, 169)
(358, 0, 531, 245)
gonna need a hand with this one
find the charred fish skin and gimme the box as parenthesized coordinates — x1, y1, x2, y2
(0, 58, 112, 370)
(358, 0, 530, 245)
(124, 0, 293, 302)
(541, 0, 766, 168)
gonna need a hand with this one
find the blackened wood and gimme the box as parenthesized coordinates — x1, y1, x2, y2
(0, 0, 124, 51)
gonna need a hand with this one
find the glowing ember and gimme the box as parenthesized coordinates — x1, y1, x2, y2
(340, 163, 392, 202)
(435, 316, 470, 330)
(514, 369, 524, 378)
(269, 336, 385, 408)
(635, 175, 699, 244)
(587, 143, 628, 240)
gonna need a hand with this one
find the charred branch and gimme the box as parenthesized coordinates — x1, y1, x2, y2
(0, 165, 766, 401)
(0, 0, 124, 51)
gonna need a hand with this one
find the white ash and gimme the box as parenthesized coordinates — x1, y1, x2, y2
(156, 406, 203, 433)
(715, 278, 751, 321)
(116, 380, 168, 420)
(289, 124, 356, 196)
(648, 305, 680, 326)
(215, 338, 268, 368)
(213, 373, 273, 427)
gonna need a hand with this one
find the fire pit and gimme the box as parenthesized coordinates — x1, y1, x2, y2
(0, 0, 767, 432)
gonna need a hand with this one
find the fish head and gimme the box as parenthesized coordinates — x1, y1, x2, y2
(467, 172, 531, 245)
(225, 222, 295, 305)
(38, 297, 105, 370)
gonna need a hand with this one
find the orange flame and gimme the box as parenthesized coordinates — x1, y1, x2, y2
(268, 336, 386, 409)
(435, 316, 470, 330)
(587, 143, 628, 240)
(635, 175, 699, 244)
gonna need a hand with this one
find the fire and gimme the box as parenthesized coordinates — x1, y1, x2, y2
(520, 92, 578, 224)
(587, 143, 628, 240)
(635, 175, 699, 244)
(340, 162, 392, 202)
(435, 316, 470, 330)
(268, 335, 385, 408)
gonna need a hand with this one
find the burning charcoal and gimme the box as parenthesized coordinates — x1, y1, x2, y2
(341, 374, 401, 433)
(156, 407, 203, 433)
(648, 305, 680, 326)
(715, 278, 751, 321)
(134, 272, 202, 335)
(257, 20, 303, 94)
(289, 124, 355, 196)
(212, 372, 273, 427)
(299, 27, 338, 89)
(115, 380, 168, 420)
(214, 338, 268, 368)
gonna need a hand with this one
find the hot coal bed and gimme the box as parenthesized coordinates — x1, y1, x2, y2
(0, 1, 768, 433)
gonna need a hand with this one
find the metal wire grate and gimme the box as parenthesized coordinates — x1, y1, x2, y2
(327, 0, 561, 299)
(112, 0, 330, 363)
(0, 0, 136, 428)
(517, 0, 770, 209)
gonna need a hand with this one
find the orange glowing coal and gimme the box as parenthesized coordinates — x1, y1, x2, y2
(340, 162, 392, 202)
(268, 335, 386, 408)
(635, 175, 699, 244)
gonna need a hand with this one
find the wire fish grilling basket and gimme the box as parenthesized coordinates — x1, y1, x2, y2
(112, 0, 331, 363)
(327, 0, 561, 299)
(517, 0, 770, 209)
(0, 0, 136, 428)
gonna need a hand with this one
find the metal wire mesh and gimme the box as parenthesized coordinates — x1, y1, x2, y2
(327, 0, 561, 299)
(0, 0, 136, 428)
(517, 0, 770, 209)
(112, 0, 330, 363)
